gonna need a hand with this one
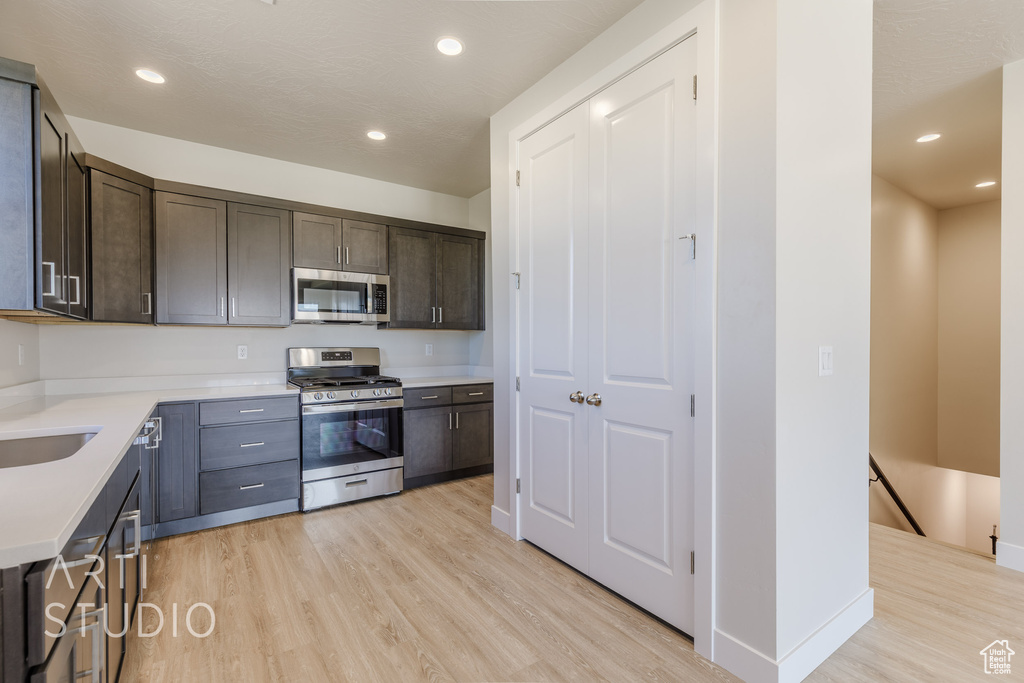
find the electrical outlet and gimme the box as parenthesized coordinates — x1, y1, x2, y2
(18, 344, 24, 366)
(237, 345, 248, 360)
(425, 343, 433, 357)
(818, 346, 833, 376)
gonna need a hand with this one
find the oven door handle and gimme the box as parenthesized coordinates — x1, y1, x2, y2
(302, 399, 404, 414)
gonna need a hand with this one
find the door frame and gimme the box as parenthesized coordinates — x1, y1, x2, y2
(505, 0, 718, 659)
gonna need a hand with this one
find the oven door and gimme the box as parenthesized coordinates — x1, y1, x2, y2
(292, 268, 389, 323)
(301, 399, 403, 480)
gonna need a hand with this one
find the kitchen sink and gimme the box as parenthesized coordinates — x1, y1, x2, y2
(0, 431, 98, 469)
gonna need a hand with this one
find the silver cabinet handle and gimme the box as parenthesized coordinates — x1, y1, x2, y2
(337, 246, 342, 264)
(345, 246, 350, 264)
(144, 417, 162, 449)
(449, 412, 452, 430)
(126, 511, 141, 557)
(346, 479, 368, 488)
(585, 393, 602, 407)
(142, 292, 152, 315)
(220, 297, 225, 317)
(239, 483, 265, 490)
(240, 441, 265, 448)
(239, 408, 264, 413)
(70, 275, 81, 305)
(70, 614, 105, 683)
(439, 307, 443, 323)
(42, 261, 56, 297)
(569, 391, 584, 404)
(456, 412, 459, 429)
(432, 306, 436, 323)
(421, 395, 439, 400)
(468, 392, 485, 396)
(231, 297, 236, 318)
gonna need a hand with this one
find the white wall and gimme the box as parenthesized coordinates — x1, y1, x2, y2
(31, 118, 490, 382)
(1000, 58, 1024, 572)
(490, 0, 873, 679)
(0, 319, 39, 388)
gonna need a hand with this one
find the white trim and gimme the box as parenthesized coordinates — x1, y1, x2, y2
(506, 0, 718, 660)
(490, 505, 511, 535)
(714, 588, 874, 683)
(997, 540, 1024, 573)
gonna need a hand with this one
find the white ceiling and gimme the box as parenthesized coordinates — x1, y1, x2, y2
(0, 0, 644, 198)
(873, 0, 1024, 210)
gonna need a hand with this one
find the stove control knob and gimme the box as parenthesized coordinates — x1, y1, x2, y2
(326, 392, 336, 400)
(313, 392, 323, 401)
(351, 390, 359, 398)
(373, 389, 382, 397)
(385, 388, 392, 396)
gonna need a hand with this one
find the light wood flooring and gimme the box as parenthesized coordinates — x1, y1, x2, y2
(122, 476, 1024, 682)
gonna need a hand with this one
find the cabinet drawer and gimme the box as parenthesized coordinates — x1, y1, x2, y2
(452, 383, 493, 404)
(199, 460, 299, 515)
(199, 396, 298, 425)
(200, 420, 299, 471)
(403, 386, 452, 407)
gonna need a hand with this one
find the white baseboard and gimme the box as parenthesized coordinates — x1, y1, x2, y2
(491, 505, 511, 535)
(997, 541, 1024, 573)
(714, 588, 874, 683)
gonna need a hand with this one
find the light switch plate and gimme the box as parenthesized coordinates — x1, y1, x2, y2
(425, 343, 433, 357)
(237, 345, 248, 360)
(18, 344, 24, 366)
(818, 346, 833, 376)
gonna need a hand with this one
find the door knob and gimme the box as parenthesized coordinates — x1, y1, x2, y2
(585, 393, 602, 406)
(569, 391, 584, 404)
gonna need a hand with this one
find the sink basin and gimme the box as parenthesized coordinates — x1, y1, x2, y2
(0, 432, 98, 469)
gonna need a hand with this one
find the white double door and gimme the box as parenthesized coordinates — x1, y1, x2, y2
(517, 37, 697, 632)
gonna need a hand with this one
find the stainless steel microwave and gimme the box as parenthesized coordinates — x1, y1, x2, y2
(292, 268, 390, 324)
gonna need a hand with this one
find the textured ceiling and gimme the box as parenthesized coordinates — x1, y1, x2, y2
(0, 0, 644, 198)
(874, 0, 1024, 209)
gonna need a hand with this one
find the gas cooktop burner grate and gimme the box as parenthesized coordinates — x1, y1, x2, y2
(290, 375, 400, 390)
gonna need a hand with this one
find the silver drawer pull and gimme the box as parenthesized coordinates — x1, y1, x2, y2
(346, 479, 368, 488)
(421, 395, 439, 400)
(468, 392, 484, 396)
(239, 483, 265, 490)
(239, 408, 265, 413)
(240, 442, 265, 448)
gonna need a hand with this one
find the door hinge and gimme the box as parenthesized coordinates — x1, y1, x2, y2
(516, 170, 521, 187)
(516, 376, 521, 392)
(692, 75, 697, 101)
(690, 551, 695, 575)
(513, 272, 520, 290)
(516, 478, 521, 494)
(690, 394, 695, 417)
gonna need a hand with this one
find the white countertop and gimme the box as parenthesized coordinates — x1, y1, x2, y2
(0, 384, 297, 568)
(400, 376, 493, 388)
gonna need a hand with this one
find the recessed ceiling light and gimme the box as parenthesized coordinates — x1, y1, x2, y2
(436, 37, 464, 56)
(916, 133, 941, 143)
(367, 131, 387, 141)
(135, 69, 165, 84)
(976, 181, 997, 188)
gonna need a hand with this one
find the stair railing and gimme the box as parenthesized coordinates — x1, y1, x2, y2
(869, 453, 926, 537)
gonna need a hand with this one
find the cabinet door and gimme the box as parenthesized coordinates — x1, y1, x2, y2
(65, 146, 88, 320)
(155, 193, 227, 324)
(341, 219, 387, 274)
(124, 480, 141, 627)
(403, 406, 452, 478)
(436, 234, 482, 330)
(228, 203, 291, 326)
(106, 514, 127, 683)
(293, 211, 342, 269)
(156, 403, 197, 523)
(89, 170, 153, 323)
(38, 109, 66, 313)
(453, 402, 493, 469)
(388, 227, 436, 328)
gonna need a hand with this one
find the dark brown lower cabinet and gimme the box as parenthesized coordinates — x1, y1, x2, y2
(403, 383, 493, 488)
(156, 402, 197, 523)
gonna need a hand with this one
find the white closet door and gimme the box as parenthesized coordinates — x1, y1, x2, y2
(517, 104, 592, 573)
(586, 38, 697, 631)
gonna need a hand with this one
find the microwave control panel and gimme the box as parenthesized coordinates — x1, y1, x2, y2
(373, 285, 388, 314)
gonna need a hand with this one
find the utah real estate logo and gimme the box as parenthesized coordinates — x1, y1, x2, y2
(980, 640, 1014, 675)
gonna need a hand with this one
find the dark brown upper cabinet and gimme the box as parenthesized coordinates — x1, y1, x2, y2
(155, 192, 290, 326)
(155, 192, 228, 325)
(227, 203, 291, 326)
(293, 211, 387, 274)
(89, 170, 153, 324)
(386, 227, 483, 330)
(37, 77, 88, 319)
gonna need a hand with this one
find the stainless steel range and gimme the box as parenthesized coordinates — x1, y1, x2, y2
(287, 347, 403, 511)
